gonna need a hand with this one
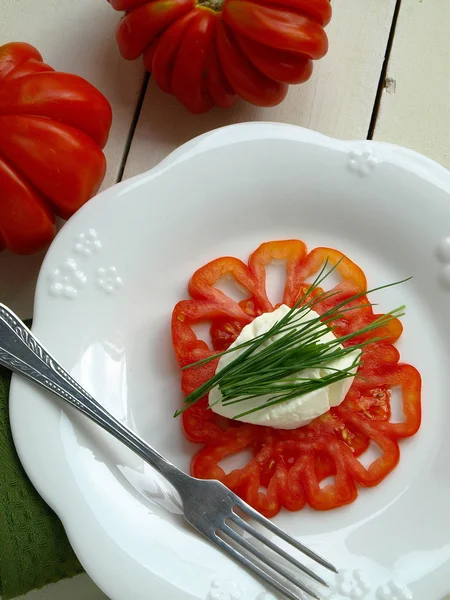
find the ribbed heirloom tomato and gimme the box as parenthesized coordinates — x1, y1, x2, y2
(0, 43, 112, 254)
(108, 0, 331, 113)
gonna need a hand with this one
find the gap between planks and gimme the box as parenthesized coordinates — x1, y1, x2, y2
(367, 0, 402, 140)
(116, 73, 151, 184)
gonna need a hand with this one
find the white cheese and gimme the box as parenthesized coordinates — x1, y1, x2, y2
(209, 304, 360, 430)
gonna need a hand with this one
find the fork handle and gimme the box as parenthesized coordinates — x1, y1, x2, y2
(0, 304, 189, 489)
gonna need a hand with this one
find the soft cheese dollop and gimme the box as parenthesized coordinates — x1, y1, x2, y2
(209, 304, 361, 430)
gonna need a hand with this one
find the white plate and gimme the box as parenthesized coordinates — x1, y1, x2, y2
(10, 123, 450, 600)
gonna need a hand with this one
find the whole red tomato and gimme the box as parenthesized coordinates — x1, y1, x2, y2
(0, 43, 112, 255)
(108, 0, 331, 113)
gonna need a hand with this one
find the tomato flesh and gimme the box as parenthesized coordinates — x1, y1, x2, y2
(172, 241, 422, 517)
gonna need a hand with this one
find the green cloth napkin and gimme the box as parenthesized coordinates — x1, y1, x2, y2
(0, 361, 83, 599)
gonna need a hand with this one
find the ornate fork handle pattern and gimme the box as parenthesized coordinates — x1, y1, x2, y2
(0, 304, 188, 487)
(1, 303, 337, 600)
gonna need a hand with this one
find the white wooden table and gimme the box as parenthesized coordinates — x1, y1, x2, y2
(1, 0, 449, 597)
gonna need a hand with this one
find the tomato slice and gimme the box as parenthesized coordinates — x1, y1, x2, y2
(248, 239, 307, 310)
(172, 241, 422, 516)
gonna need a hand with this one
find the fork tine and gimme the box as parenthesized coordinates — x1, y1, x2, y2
(230, 513, 328, 587)
(213, 533, 319, 600)
(234, 498, 337, 573)
(222, 524, 320, 600)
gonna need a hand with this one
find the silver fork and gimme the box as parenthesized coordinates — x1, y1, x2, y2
(0, 304, 336, 600)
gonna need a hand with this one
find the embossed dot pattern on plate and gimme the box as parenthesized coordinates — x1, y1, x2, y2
(376, 581, 413, 600)
(207, 579, 243, 600)
(74, 228, 102, 257)
(348, 150, 379, 176)
(96, 267, 124, 295)
(48, 258, 87, 299)
(332, 569, 371, 599)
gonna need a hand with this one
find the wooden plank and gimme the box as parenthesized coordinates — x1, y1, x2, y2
(373, 0, 450, 170)
(0, 0, 145, 317)
(123, 0, 397, 178)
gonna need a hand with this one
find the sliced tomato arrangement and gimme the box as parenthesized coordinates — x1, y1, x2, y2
(107, 0, 331, 113)
(172, 240, 422, 517)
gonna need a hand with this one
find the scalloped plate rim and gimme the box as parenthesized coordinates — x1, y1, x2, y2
(9, 122, 450, 600)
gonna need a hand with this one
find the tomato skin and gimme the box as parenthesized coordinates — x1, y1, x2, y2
(108, 0, 149, 9)
(171, 9, 216, 113)
(116, 0, 196, 60)
(0, 156, 55, 255)
(150, 12, 198, 93)
(108, 0, 331, 112)
(222, 1, 328, 58)
(0, 43, 43, 79)
(205, 20, 238, 108)
(216, 22, 288, 107)
(258, 0, 332, 26)
(0, 116, 106, 220)
(143, 36, 163, 74)
(0, 72, 111, 148)
(235, 33, 313, 85)
(172, 240, 422, 516)
(0, 42, 112, 255)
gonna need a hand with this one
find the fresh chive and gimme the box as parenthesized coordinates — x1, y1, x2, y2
(174, 259, 411, 419)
